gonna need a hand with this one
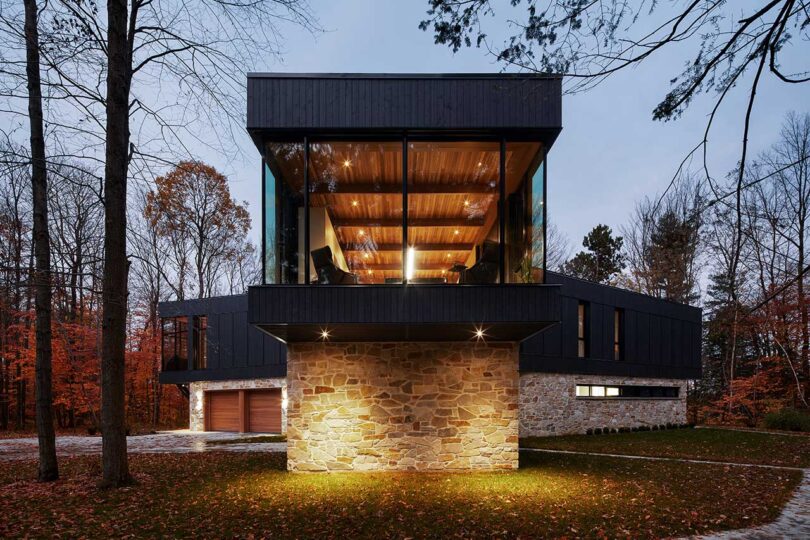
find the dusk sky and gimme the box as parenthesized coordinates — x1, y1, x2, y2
(216, 0, 809, 253)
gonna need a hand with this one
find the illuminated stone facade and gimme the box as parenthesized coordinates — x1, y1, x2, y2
(519, 373, 687, 437)
(286, 342, 519, 472)
(188, 377, 287, 433)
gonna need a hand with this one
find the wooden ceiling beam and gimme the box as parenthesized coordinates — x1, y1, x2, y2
(349, 263, 454, 271)
(332, 217, 484, 228)
(310, 183, 495, 194)
(343, 243, 473, 252)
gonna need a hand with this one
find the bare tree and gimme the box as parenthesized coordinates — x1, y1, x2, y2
(23, 0, 57, 481)
(545, 220, 571, 273)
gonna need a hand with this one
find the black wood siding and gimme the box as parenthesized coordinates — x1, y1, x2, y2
(247, 73, 562, 133)
(520, 273, 702, 379)
(158, 295, 286, 384)
(248, 284, 560, 325)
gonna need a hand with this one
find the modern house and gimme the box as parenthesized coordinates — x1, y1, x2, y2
(159, 73, 701, 472)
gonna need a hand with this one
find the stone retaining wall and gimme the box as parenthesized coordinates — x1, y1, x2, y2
(188, 378, 287, 432)
(286, 342, 519, 472)
(519, 373, 687, 437)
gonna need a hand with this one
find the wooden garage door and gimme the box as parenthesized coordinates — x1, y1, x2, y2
(206, 391, 240, 432)
(247, 389, 282, 433)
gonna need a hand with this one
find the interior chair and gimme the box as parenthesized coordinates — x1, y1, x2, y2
(311, 246, 358, 284)
(455, 240, 500, 284)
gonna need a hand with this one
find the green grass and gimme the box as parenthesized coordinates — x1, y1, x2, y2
(521, 427, 810, 467)
(0, 449, 801, 539)
(207, 434, 287, 445)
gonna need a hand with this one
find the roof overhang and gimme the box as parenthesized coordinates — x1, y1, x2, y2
(248, 284, 560, 343)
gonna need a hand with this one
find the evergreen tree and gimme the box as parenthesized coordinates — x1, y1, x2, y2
(563, 224, 625, 284)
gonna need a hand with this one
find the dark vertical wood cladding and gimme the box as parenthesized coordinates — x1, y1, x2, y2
(247, 74, 562, 132)
(248, 284, 560, 326)
(158, 295, 285, 384)
(520, 272, 702, 379)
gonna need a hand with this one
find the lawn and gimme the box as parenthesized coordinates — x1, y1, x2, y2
(0, 449, 801, 539)
(521, 427, 810, 468)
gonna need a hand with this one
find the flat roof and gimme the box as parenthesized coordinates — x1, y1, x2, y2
(247, 72, 562, 80)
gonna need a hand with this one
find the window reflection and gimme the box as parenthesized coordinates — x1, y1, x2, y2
(161, 317, 188, 371)
(505, 142, 545, 283)
(264, 141, 305, 284)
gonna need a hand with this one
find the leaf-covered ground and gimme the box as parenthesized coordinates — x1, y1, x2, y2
(0, 450, 800, 539)
(521, 427, 810, 468)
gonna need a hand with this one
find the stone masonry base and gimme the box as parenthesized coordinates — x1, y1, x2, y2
(519, 373, 687, 437)
(286, 342, 519, 472)
(189, 378, 287, 433)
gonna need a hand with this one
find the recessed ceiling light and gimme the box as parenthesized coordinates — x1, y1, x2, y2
(463, 200, 470, 207)
(363, 253, 370, 259)
(477, 162, 483, 167)
(352, 200, 359, 207)
(358, 229, 365, 236)
(446, 253, 452, 258)
(343, 159, 352, 168)
(367, 270, 373, 275)
(453, 229, 460, 235)
(320, 328, 330, 340)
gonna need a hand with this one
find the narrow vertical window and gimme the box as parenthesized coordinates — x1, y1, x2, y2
(613, 308, 624, 361)
(161, 317, 188, 371)
(577, 301, 589, 358)
(193, 315, 207, 370)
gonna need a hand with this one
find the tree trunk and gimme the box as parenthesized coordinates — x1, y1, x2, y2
(100, 0, 132, 487)
(24, 0, 58, 482)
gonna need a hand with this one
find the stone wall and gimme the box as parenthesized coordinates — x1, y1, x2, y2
(188, 377, 287, 432)
(286, 342, 519, 472)
(519, 373, 686, 437)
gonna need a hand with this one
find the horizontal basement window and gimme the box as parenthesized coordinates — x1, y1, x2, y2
(575, 384, 680, 399)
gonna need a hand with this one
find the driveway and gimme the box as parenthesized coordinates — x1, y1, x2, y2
(0, 430, 285, 461)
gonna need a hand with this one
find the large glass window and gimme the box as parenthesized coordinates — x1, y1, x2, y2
(505, 142, 545, 283)
(161, 317, 188, 371)
(307, 141, 403, 284)
(408, 141, 500, 284)
(264, 141, 305, 284)
(261, 137, 546, 285)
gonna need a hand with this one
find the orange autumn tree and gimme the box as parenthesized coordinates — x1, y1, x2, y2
(145, 161, 251, 300)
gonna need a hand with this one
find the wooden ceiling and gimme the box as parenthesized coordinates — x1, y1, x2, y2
(270, 141, 542, 283)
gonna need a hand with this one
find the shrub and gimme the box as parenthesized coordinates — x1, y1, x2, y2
(763, 409, 810, 432)
(594, 428, 603, 435)
(586, 428, 594, 435)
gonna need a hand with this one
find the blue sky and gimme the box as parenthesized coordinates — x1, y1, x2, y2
(217, 0, 809, 252)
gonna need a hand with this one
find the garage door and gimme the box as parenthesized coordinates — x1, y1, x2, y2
(206, 391, 240, 432)
(248, 389, 282, 433)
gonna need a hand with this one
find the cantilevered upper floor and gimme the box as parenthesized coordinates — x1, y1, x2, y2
(248, 73, 562, 341)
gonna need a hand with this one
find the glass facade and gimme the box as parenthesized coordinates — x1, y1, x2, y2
(264, 141, 305, 284)
(505, 142, 545, 283)
(408, 141, 500, 284)
(309, 141, 403, 284)
(262, 138, 546, 285)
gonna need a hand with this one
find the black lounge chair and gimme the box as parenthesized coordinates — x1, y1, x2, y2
(455, 240, 500, 284)
(311, 246, 358, 284)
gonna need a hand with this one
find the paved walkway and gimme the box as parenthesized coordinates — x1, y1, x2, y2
(691, 470, 810, 540)
(0, 430, 285, 461)
(524, 448, 810, 539)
